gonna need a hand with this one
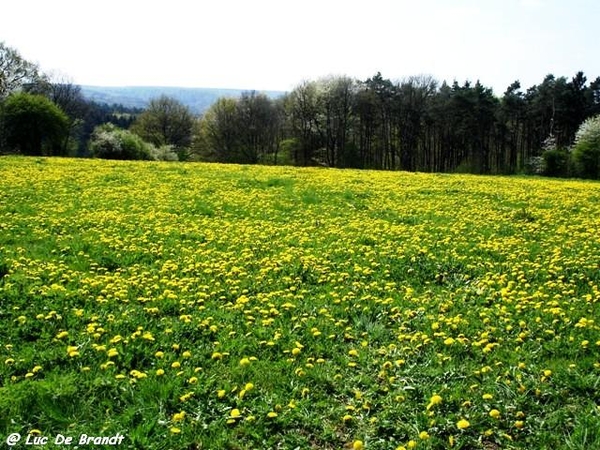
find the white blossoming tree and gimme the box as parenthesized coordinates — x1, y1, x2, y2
(572, 115, 600, 179)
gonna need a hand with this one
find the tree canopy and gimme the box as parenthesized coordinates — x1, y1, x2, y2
(1, 92, 69, 156)
(0, 42, 45, 99)
(130, 95, 194, 160)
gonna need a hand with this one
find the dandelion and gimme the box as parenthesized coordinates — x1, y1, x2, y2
(172, 411, 186, 422)
(352, 440, 364, 450)
(457, 419, 470, 430)
(426, 394, 443, 410)
(489, 409, 501, 419)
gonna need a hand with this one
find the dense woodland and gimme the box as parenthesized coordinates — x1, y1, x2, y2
(1, 42, 599, 177)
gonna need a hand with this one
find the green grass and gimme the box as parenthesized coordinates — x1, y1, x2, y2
(0, 156, 599, 449)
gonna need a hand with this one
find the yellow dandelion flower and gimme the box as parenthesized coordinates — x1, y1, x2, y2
(172, 411, 186, 422)
(456, 419, 470, 430)
(489, 409, 501, 419)
(426, 394, 443, 410)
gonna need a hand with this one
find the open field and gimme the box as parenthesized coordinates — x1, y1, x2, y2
(1, 157, 599, 449)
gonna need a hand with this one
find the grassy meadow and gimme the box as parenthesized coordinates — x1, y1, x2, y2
(1, 156, 599, 449)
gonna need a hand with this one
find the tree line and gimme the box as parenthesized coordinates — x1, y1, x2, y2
(1, 41, 599, 178)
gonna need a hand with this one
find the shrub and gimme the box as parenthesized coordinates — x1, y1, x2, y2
(1, 92, 69, 156)
(89, 124, 154, 160)
(572, 115, 600, 179)
(542, 148, 571, 177)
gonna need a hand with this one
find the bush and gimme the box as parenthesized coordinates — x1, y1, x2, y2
(572, 115, 600, 179)
(89, 124, 154, 160)
(150, 145, 179, 161)
(1, 92, 69, 156)
(542, 148, 571, 177)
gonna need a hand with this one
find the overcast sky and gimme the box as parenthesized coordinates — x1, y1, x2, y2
(3, 0, 599, 95)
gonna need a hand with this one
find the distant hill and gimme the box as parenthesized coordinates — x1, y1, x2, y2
(80, 85, 286, 114)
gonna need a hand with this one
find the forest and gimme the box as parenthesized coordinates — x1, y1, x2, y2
(1, 41, 599, 178)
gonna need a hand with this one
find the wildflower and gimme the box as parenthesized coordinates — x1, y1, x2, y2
(457, 419, 470, 430)
(426, 394, 443, 410)
(489, 409, 501, 419)
(172, 411, 186, 422)
(352, 440, 364, 450)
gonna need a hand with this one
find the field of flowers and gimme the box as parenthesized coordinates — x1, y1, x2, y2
(1, 156, 599, 449)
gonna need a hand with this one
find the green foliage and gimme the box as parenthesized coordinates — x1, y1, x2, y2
(572, 115, 600, 179)
(542, 148, 571, 177)
(130, 95, 194, 160)
(89, 124, 155, 160)
(195, 93, 282, 164)
(0, 42, 45, 98)
(1, 92, 69, 156)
